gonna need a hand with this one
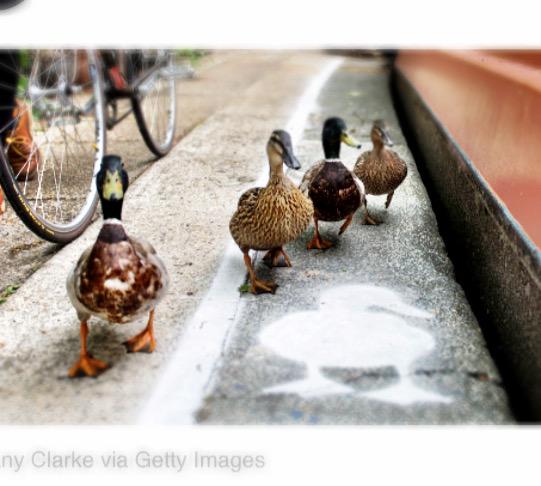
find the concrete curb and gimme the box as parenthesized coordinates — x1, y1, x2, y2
(393, 68, 541, 421)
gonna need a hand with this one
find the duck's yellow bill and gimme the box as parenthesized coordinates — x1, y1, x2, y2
(341, 132, 361, 148)
(102, 170, 124, 200)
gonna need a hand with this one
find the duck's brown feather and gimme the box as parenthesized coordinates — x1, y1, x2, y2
(354, 149, 407, 196)
(299, 161, 325, 195)
(302, 160, 361, 222)
(230, 177, 313, 251)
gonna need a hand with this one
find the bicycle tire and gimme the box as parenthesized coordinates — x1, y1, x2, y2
(131, 51, 177, 157)
(0, 50, 106, 244)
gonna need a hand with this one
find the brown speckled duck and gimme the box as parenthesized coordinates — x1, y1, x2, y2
(66, 155, 169, 378)
(354, 120, 407, 225)
(300, 117, 364, 249)
(229, 130, 313, 294)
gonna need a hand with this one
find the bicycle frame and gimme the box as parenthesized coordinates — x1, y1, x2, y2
(102, 52, 170, 131)
(25, 51, 171, 132)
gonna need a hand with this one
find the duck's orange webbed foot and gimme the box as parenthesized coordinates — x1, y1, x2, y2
(263, 247, 292, 268)
(362, 212, 381, 225)
(68, 354, 109, 378)
(123, 329, 156, 353)
(242, 250, 278, 295)
(307, 218, 333, 250)
(123, 309, 156, 353)
(307, 234, 333, 250)
(68, 320, 109, 378)
(250, 278, 278, 294)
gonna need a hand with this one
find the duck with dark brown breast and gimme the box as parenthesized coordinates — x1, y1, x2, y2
(300, 117, 365, 249)
(66, 155, 169, 377)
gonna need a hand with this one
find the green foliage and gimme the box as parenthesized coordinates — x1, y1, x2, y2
(17, 73, 28, 97)
(18, 49, 32, 70)
(176, 49, 207, 65)
(16, 50, 31, 97)
(238, 283, 251, 294)
(0, 284, 20, 305)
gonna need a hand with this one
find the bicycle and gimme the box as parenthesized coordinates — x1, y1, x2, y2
(0, 49, 180, 244)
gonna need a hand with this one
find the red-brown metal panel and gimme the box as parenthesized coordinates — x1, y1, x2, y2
(396, 50, 541, 248)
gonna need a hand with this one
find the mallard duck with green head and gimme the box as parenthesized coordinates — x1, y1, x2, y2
(300, 117, 364, 249)
(66, 155, 169, 377)
(353, 120, 407, 225)
(229, 130, 313, 294)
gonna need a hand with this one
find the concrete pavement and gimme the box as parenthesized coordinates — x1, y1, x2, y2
(0, 53, 514, 424)
(144, 57, 514, 424)
(0, 51, 330, 424)
(0, 50, 294, 305)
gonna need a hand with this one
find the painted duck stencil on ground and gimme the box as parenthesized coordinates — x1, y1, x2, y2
(260, 284, 452, 405)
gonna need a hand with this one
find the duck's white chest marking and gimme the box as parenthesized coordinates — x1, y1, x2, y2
(104, 277, 131, 292)
(259, 284, 452, 405)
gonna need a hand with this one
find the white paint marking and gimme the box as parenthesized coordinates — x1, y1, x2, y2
(138, 58, 343, 424)
(260, 285, 452, 405)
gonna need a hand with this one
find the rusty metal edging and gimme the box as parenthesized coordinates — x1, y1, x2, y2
(391, 67, 541, 422)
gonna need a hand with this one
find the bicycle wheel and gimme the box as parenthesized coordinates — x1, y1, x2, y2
(131, 50, 176, 157)
(0, 50, 106, 243)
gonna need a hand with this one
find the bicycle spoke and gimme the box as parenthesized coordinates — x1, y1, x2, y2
(133, 51, 176, 155)
(2, 49, 104, 235)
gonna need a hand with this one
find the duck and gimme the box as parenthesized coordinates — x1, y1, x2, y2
(229, 130, 313, 294)
(260, 284, 451, 404)
(353, 120, 407, 225)
(300, 117, 365, 249)
(66, 155, 169, 377)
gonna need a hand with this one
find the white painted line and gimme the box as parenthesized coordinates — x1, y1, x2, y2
(138, 57, 343, 424)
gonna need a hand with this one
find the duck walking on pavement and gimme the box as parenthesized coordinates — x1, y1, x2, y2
(353, 120, 407, 225)
(300, 117, 365, 249)
(229, 130, 313, 294)
(67, 155, 169, 377)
